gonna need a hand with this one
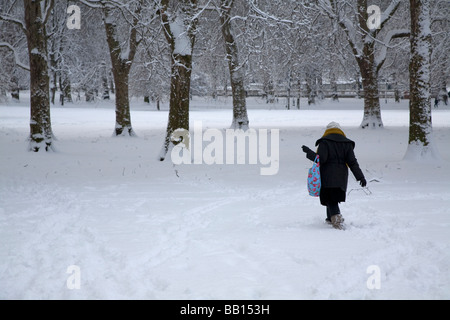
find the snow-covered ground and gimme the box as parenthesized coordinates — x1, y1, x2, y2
(1, 94, 449, 299)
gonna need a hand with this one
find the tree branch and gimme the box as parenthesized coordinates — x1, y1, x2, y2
(0, 13, 27, 34)
(319, 0, 363, 60)
(375, 0, 402, 37)
(42, 0, 56, 26)
(375, 29, 410, 72)
(247, 0, 296, 26)
(0, 42, 30, 71)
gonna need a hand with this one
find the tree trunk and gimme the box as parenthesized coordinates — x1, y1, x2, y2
(159, 0, 198, 160)
(356, 72, 362, 99)
(161, 54, 193, 157)
(331, 73, 338, 101)
(356, 0, 383, 128)
(24, 0, 53, 152)
(317, 75, 324, 100)
(405, 0, 437, 159)
(11, 74, 20, 101)
(85, 88, 95, 102)
(219, 0, 249, 130)
(50, 70, 57, 105)
(394, 87, 400, 103)
(441, 79, 448, 105)
(354, 0, 383, 129)
(102, 79, 110, 100)
(359, 49, 383, 128)
(306, 72, 315, 105)
(61, 72, 72, 103)
(112, 69, 134, 136)
(101, 61, 110, 100)
(59, 73, 64, 106)
(49, 41, 57, 105)
(393, 73, 400, 103)
(103, 6, 138, 137)
(110, 76, 115, 94)
(11, 89, 19, 101)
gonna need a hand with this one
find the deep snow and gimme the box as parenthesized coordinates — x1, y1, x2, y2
(1, 94, 449, 299)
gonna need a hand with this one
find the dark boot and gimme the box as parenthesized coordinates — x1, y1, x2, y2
(326, 207, 332, 224)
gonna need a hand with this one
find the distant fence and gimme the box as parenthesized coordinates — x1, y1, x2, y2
(216, 88, 408, 99)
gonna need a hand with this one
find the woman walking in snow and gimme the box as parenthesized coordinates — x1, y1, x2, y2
(302, 122, 367, 230)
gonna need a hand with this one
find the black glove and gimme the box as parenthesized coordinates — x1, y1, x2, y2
(360, 178, 367, 188)
(302, 145, 312, 154)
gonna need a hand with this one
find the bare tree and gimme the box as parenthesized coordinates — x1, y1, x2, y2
(430, 0, 450, 105)
(102, 0, 143, 136)
(0, 13, 28, 102)
(25, 0, 55, 151)
(318, 0, 409, 128)
(192, 9, 228, 101)
(48, 1, 70, 105)
(68, 4, 111, 103)
(1, 0, 55, 151)
(130, 2, 169, 109)
(79, 0, 144, 136)
(217, 0, 249, 129)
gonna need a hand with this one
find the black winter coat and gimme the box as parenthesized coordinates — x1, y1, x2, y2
(306, 134, 365, 205)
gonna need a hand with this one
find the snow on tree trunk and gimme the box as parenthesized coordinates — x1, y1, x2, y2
(405, 0, 438, 160)
(161, 54, 193, 159)
(24, 0, 54, 152)
(219, 0, 249, 130)
(159, 0, 198, 161)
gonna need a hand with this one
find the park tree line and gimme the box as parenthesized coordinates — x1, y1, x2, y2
(0, 0, 449, 159)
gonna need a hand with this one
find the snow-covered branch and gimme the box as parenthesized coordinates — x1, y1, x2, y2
(77, 0, 114, 9)
(191, 0, 213, 22)
(376, 0, 402, 36)
(375, 28, 410, 71)
(0, 42, 30, 71)
(247, 0, 295, 26)
(42, 0, 55, 26)
(0, 13, 27, 34)
(340, 16, 361, 56)
(317, 0, 362, 58)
